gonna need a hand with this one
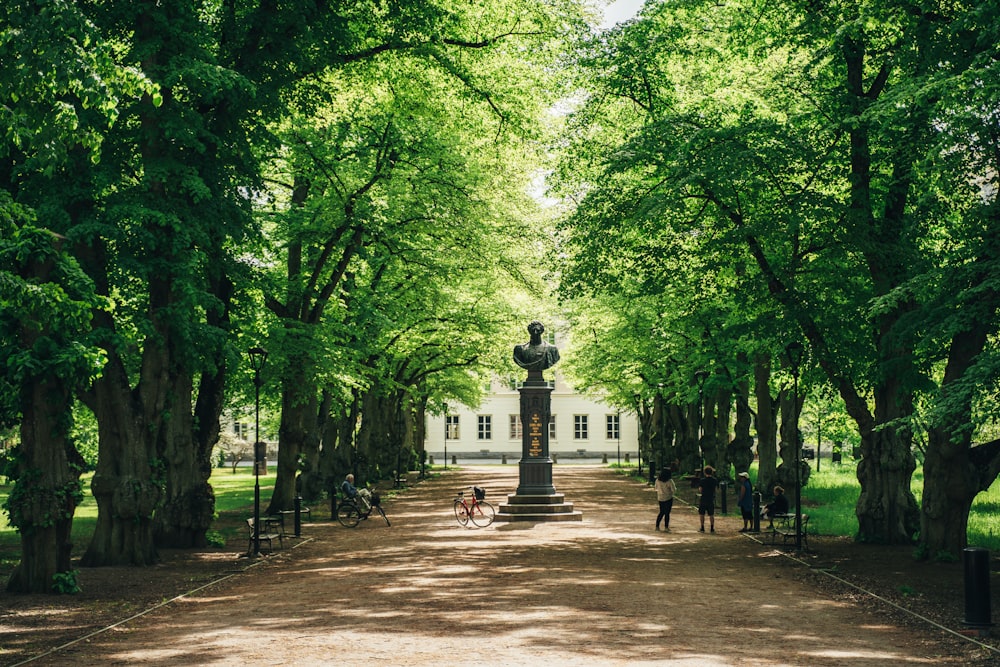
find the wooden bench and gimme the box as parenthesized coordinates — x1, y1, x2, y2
(274, 506, 311, 530)
(767, 513, 809, 549)
(269, 506, 312, 537)
(247, 517, 282, 553)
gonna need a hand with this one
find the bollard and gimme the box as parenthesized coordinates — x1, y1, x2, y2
(624, 453, 630, 463)
(602, 453, 608, 464)
(752, 492, 761, 532)
(964, 547, 992, 628)
(429, 455, 434, 465)
(294, 496, 303, 537)
(552, 453, 558, 463)
(451, 454, 457, 465)
(720, 482, 728, 515)
(502, 454, 507, 464)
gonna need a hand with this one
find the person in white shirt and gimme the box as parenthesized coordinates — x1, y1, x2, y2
(654, 468, 677, 532)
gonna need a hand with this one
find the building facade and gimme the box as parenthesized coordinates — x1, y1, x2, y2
(425, 373, 638, 462)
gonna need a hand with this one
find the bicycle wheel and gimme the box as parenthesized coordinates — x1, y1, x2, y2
(376, 505, 391, 527)
(470, 501, 495, 527)
(454, 499, 469, 526)
(337, 503, 361, 528)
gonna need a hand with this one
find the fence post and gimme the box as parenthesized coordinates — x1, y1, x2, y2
(752, 491, 762, 532)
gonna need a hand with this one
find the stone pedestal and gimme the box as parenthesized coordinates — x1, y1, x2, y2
(495, 369, 582, 523)
(496, 492, 582, 522)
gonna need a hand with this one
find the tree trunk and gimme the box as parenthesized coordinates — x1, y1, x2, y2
(753, 355, 778, 496)
(778, 380, 811, 490)
(727, 375, 754, 477)
(269, 367, 316, 514)
(670, 402, 698, 474)
(153, 372, 214, 548)
(5, 233, 87, 593)
(920, 325, 1000, 557)
(354, 388, 396, 481)
(297, 389, 333, 501)
(715, 386, 732, 477)
(413, 396, 428, 476)
(81, 356, 160, 566)
(154, 272, 232, 547)
(701, 390, 719, 472)
(6, 377, 85, 593)
(651, 395, 674, 473)
(637, 399, 655, 473)
(920, 437, 977, 558)
(855, 429, 919, 543)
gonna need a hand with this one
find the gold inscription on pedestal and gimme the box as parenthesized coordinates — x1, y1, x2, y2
(529, 413, 543, 456)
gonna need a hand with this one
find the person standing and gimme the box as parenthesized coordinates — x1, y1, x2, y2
(654, 468, 677, 532)
(736, 471, 753, 532)
(698, 465, 719, 533)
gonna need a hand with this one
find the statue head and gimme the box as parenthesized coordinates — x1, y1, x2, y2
(527, 320, 544, 336)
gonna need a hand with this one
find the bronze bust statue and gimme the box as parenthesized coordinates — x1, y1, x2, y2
(513, 321, 560, 371)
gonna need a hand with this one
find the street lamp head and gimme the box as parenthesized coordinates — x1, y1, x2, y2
(784, 341, 805, 374)
(248, 347, 268, 373)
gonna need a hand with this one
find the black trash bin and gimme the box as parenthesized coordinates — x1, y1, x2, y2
(964, 547, 992, 628)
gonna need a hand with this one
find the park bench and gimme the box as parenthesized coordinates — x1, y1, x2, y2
(269, 505, 311, 536)
(246, 517, 283, 553)
(767, 513, 810, 549)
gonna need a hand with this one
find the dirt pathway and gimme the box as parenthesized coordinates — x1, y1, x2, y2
(27, 466, 970, 666)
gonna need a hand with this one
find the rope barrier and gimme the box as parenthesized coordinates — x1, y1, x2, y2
(10, 538, 315, 666)
(742, 532, 1000, 656)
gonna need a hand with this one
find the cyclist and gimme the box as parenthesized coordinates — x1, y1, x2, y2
(341, 474, 372, 512)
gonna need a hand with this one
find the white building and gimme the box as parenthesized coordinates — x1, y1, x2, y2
(425, 372, 639, 462)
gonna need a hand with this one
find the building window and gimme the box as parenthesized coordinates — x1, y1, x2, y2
(549, 415, 557, 440)
(574, 414, 589, 440)
(509, 415, 522, 439)
(445, 415, 459, 440)
(233, 422, 249, 440)
(606, 414, 620, 440)
(508, 376, 554, 390)
(478, 415, 492, 440)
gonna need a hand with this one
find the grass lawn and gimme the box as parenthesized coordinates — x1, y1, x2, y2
(764, 461, 1000, 552)
(0, 468, 273, 580)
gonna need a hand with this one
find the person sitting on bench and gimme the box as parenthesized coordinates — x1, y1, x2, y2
(762, 485, 789, 522)
(341, 474, 372, 511)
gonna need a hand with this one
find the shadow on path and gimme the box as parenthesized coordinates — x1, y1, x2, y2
(28, 466, 965, 666)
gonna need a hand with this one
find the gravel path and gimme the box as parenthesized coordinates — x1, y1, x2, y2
(29, 465, 969, 666)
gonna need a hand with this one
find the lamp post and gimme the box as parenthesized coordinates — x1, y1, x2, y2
(695, 370, 708, 471)
(443, 404, 448, 471)
(248, 346, 268, 557)
(616, 411, 621, 467)
(785, 341, 805, 551)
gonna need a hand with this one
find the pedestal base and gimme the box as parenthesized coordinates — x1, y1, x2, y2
(494, 492, 583, 523)
(516, 458, 556, 496)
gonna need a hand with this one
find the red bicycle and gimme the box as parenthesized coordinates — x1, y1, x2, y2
(453, 486, 495, 527)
